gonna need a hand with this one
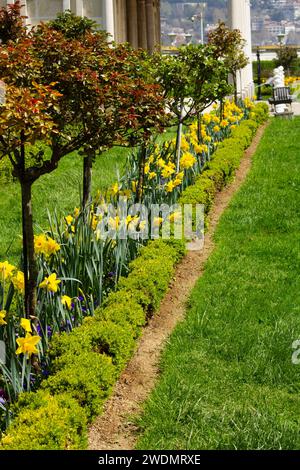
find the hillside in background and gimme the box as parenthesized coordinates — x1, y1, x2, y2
(162, 0, 300, 46)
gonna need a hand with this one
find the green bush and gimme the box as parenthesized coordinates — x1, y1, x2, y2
(42, 352, 116, 419)
(0, 391, 87, 450)
(50, 318, 136, 372)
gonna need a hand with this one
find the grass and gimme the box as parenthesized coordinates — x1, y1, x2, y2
(0, 147, 128, 264)
(136, 117, 300, 450)
(0, 127, 177, 264)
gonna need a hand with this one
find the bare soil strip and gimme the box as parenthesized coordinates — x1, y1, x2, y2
(88, 122, 269, 450)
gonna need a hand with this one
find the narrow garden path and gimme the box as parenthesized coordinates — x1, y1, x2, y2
(136, 117, 300, 450)
(88, 121, 268, 450)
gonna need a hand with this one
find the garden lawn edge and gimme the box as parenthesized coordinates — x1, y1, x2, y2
(0, 103, 269, 450)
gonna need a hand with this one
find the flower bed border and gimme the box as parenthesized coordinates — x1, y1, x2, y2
(0, 102, 269, 450)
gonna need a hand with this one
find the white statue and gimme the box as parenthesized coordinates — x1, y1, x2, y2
(268, 66, 286, 114)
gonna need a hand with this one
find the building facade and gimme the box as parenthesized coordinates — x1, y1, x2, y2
(1, 0, 161, 52)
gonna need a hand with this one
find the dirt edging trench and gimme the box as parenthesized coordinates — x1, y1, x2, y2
(88, 122, 269, 451)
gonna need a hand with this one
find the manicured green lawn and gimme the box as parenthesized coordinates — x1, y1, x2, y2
(137, 117, 300, 450)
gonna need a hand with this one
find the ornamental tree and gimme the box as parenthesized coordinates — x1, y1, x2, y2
(0, 0, 26, 44)
(48, 11, 169, 207)
(0, 16, 169, 315)
(208, 22, 249, 104)
(153, 44, 231, 170)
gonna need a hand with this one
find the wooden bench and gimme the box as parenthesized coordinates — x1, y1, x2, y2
(268, 86, 294, 117)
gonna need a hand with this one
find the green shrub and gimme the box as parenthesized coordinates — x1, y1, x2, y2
(50, 318, 136, 372)
(42, 352, 116, 419)
(0, 391, 87, 450)
(97, 291, 146, 337)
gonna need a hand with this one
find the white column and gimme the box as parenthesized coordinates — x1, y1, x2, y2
(75, 0, 83, 16)
(63, 0, 71, 10)
(104, 0, 115, 38)
(228, 0, 254, 98)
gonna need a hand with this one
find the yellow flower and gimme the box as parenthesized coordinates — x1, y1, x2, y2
(12, 271, 24, 293)
(65, 215, 73, 225)
(91, 214, 98, 231)
(212, 115, 220, 124)
(180, 152, 196, 170)
(169, 212, 181, 223)
(161, 165, 175, 178)
(166, 180, 175, 193)
(157, 158, 165, 169)
(45, 238, 60, 256)
(220, 119, 229, 128)
(111, 182, 119, 195)
(153, 217, 163, 227)
(144, 163, 150, 175)
(180, 137, 190, 151)
(0, 310, 7, 326)
(16, 333, 41, 357)
(0, 261, 16, 281)
(74, 207, 80, 218)
(39, 273, 61, 293)
(231, 124, 237, 130)
(61, 295, 72, 310)
(213, 125, 220, 133)
(34, 235, 60, 257)
(202, 113, 212, 124)
(20, 318, 32, 333)
(173, 171, 184, 187)
(149, 171, 156, 180)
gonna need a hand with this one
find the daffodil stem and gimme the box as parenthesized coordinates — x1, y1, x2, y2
(21, 355, 26, 390)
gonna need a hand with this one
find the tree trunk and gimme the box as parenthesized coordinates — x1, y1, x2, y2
(21, 180, 37, 318)
(197, 112, 202, 143)
(82, 154, 93, 211)
(233, 72, 238, 104)
(136, 144, 147, 203)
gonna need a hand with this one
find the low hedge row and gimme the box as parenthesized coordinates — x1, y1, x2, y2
(0, 102, 269, 450)
(0, 239, 186, 450)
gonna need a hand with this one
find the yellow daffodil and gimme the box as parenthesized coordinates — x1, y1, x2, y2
(34, 235, 60, 257)
(0, 261, 16, 281)
(149, 171, 156, 180)
(157, 158, 165, 169)
(169, 212, 181, 223)
(74, 207, 80, 218)
(12, 271, 25, 293)
(65, 215, 73, 225)
(20, 318, 32, 333)
(0, 310, 7, 326)
(61, 295, 72, 310)
(39, 273, 61, 293)
(144, 163, 150, 175)
(180, 137, 190, 151)
(213, 125, 220, 133)
(166, 180, 175, 193)
(153, 217, 163, 227)
(16, 333, 41, 357)
(180, 152, 196, 170)
(220, 119, 229, 128)
(161, 165, 175, 179)
(111, 182, 119, 195)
